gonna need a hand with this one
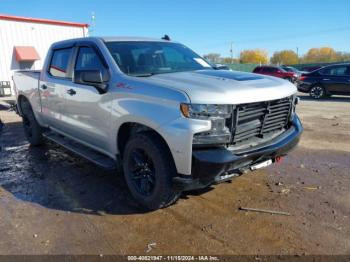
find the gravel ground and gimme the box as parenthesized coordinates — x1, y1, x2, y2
(0, 95, 349, 255)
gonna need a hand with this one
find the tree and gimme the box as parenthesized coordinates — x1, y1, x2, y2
(336, 51, 350, 62)
(302, 47, 339, 63)
(271, 50, 298, 65)
(221, 57, 239, 64)
(203, 53, 221, 63)
(240, 49, 269, 64)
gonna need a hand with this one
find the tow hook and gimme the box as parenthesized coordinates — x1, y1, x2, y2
(275, 156, 283, 163)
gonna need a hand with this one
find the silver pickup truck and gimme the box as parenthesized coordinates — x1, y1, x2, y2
(13, 36, 303, 210)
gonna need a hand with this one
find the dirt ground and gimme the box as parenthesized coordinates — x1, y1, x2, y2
(0, 94, 349, 255)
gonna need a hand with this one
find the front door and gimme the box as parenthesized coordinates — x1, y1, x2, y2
(61, 46, 112, 153)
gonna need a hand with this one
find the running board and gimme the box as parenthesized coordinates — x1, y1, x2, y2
(43, 131, 117, 170)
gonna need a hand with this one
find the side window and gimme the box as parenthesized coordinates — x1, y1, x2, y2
(49, 48, 73, 78)
(333, 66, 348, 76)
(321, 66, 348, 76)
(75, 47, 105, 71)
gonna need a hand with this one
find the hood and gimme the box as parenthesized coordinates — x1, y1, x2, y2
(141, 70, 297, 104)
(144, 70, 297, 104)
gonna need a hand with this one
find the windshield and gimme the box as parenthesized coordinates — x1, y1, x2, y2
(282, 67, 292, 72)
(283, 67, 298, 73)
(106, 41, 212, 76)
(105, 41, 212, 76)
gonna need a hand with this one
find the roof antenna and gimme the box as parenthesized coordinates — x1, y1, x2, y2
(162, 34, 171, 41)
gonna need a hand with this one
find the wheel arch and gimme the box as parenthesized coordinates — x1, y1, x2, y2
(310, 82, 329, 95)
(117, 122, 175, 165)
(17, 95, 31, 115)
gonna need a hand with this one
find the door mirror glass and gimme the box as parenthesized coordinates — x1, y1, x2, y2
(74, 69, 109, 92)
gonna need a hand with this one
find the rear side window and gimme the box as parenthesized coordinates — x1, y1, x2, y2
(75, 47, 105, 71)
(49, 48, 73, 78)
(321, 66, 349, 76)
(262, 67, 274, 72)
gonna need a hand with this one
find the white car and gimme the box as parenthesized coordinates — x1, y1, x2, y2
(13, 37, 303, 210)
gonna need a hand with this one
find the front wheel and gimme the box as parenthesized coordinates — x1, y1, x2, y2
(309, 85, 325, 99)
(310, 85, 326, 99)
(123, 132, 181, 210)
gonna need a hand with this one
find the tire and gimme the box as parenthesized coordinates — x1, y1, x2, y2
(21, 100, 44, 146)
(309, 85, 326, 99)
(123, 132, 181, 210)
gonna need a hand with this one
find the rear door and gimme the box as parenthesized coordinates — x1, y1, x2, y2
(258, 67, 271, 76)
(265, 67, 280, 78)
(320, 65, 350, 94)
(61, 44, 112, 153)
(40, 46, 74, 129)
(341, 66, 350, 94)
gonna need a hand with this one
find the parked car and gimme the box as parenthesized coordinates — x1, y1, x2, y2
(300, 65, 322, 72)
(212, 63, 232, 70)
(13, 37, 302, 210)
(281, 66, 307, 77)
(253, 66, 298, 82)
(297, 63, 350, 99)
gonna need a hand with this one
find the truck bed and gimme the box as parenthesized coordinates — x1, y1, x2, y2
(13, 70, 41, 114)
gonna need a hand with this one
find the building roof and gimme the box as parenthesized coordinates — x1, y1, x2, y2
(0, 14, 88, 28)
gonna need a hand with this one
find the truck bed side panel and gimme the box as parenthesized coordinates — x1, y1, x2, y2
(13, 70, 43, 122)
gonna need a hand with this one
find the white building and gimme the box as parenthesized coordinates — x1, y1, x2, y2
(0, 14, 89, 96)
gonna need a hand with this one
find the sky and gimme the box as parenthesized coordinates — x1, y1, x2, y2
(1, 0, 350, 58)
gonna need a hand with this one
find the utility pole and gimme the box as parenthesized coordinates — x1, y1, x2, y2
(296, 47, 299, 64)
(90, 11, 96, 36)
(230, 42, 233, 64)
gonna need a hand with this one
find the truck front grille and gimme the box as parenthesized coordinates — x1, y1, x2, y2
(227, 96, 293, 145)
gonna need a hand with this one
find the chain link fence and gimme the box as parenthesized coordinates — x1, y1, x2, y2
(226, 63, 259, 72)
(225, 61, 350, 73)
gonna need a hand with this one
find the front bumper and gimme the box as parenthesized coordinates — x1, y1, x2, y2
(173, 115, 303, 191)
(297, 82, 312, 93)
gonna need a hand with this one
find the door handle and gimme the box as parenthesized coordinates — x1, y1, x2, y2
(323, 79, 330, 81)
(41, 84, 48, 89)
(67, 89, 76, 95)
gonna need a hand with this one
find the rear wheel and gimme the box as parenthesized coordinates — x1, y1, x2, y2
(21, 99, 43, 146)
(123, 132, 181, 210)
(309, 85, 325, 99)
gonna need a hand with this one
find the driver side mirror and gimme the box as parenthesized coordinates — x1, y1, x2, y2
(74, 69, 110, 93)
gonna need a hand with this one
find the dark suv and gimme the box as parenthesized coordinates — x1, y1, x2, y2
(297, 64, 350, 99)
(253, 66, 298, 82)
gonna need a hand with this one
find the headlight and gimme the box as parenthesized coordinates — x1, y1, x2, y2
(290, 95, 299, 121)
(180, 103, 233, 145)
